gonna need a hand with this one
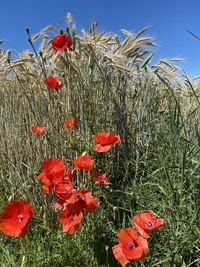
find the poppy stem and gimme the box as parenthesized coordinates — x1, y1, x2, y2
(98, 188, 132, 213)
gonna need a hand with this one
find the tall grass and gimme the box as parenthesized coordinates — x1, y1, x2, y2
(0, 13, 199, 266)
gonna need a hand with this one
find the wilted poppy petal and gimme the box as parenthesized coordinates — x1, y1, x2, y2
(91, 169, 111, 185)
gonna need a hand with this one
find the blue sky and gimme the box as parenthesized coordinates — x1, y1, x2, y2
(1, 0, 200, 76)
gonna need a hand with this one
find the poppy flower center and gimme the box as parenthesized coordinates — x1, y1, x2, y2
(68, 215, 74, 221)
(17, 214, 24, 222)
(78, 198, 86, 206)
(146, 221, 153, 228)
(127, 242, 135, 249)
(64, 189, 69, 193)
(75, 194, 86, 206)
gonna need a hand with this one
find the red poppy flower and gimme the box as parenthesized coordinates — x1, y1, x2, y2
(64, 117, 76, 129)
(91, 169, 111, 185)
(52, 34, 73, 52)
(41, 158, 66, 182)
(44, 76, 63, 93)
(132, 210, 165, 239)
(37, 158, 66, 193)
(73, 153, 94, 171)
(67, 190, 98, 213)
(53, 176, 74, 209)
(31, 125, 47, 134)
(59, 204, 83, 234)
(0, 200, 34, 238)
(93, 132, 120, 152)
(55, 182, 74, 201)
(112, 228, 148, 265)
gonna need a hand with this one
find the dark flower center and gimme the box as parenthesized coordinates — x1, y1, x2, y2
(127, 242, 135, 249)
(17, 215, 24, 222)
(78, 198, 86, 206)
(68, 215, 74, 221)
(75, 194, 86, 206)
(146, 221, 153, 228)
(64, 189, 69, 193)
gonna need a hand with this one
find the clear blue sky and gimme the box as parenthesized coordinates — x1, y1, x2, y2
(1, 0, 200, 76)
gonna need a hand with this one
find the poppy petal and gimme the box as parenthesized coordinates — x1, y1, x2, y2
(64, 117, 76, 129)
(31, 125, 47, 134)
(137, 236, 149, 256)
(63, 223, 79, 234)
(112, 244, 130, 265)
(125, 246, 144, 260)
(93, 144, 112, 153)
(117, 228, 138, 244)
